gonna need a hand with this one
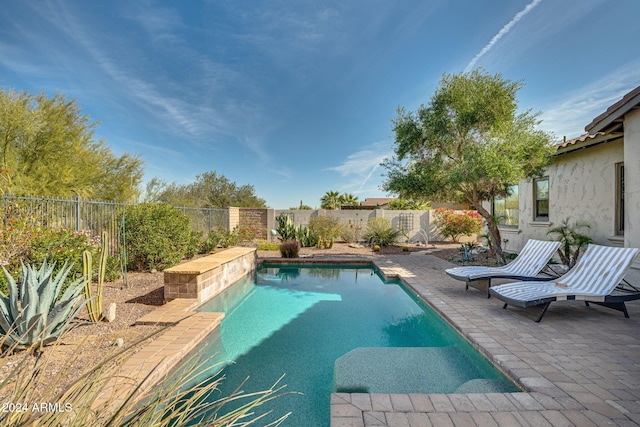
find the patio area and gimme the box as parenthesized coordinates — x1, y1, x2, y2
(330, 253, 640, 426)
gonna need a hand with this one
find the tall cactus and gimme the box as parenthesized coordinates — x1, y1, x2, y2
(83, 231, 108, 322)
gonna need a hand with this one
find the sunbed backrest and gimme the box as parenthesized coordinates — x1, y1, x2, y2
(559, 244, 639, 294)
(502, 239, 561, 276)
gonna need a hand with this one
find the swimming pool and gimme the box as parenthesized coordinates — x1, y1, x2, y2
(185, 264, 518, 426)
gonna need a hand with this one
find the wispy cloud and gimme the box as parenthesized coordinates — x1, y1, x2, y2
(327, 141, 392, 194)
(539, 61, 640, 139)
(464, 0, 542, 72)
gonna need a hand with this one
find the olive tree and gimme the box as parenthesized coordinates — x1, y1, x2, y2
(382, 69, 556, 263)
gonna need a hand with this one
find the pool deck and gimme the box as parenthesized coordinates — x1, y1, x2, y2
(329, 253, 640, 427)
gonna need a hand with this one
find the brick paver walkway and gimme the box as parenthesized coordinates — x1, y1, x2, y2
(330, 254, 640, 426)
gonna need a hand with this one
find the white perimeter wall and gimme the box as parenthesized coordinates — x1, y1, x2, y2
(266, 209, 477, 243)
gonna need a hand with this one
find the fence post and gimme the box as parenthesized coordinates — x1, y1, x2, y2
(75, 196, 81, 232)
(227, 207, 240, 231)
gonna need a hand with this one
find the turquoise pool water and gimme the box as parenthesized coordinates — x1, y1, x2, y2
(185, 264, 518, 426)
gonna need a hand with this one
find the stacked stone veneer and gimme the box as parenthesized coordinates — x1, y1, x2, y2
(164, 247, 257, 303)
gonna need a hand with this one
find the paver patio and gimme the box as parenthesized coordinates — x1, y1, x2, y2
(330, 254, 640, 426)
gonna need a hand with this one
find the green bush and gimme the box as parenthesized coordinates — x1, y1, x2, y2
(185, 231, 201, 259)
(362, 218, 400, 247)
(237, 221, 263, 246)
(279, 240, 300, 258)
(309, 216, 341, 249)
(28, 229, 100, 294)
(124, 203, 192, 271)
(103, 253, 122, 282)
(340, 221, 361, 243)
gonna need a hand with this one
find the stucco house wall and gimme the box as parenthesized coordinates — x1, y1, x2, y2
(494, 138, 624, 254)
(624, 107, 640, 250)
(485, 85, 640, 270)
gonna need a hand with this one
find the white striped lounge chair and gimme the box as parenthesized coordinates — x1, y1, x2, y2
(445, 239, 561, 297)
(489, 244, 640, 322)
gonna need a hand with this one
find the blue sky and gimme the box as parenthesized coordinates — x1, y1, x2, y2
(1, 0, 639, 208)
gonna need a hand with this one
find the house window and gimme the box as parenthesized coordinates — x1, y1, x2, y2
(534, 177, 549, 221)
(493, 185, 519, 227)
(616, 163, 624, 235)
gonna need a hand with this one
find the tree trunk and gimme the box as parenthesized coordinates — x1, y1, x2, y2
(474, 203, 506, 265)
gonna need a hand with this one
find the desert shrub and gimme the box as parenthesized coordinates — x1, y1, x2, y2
(362, 218, 400, 247)
(124, 203, 192, 271)
(103, 253, 122, 282)
(237, 220, 263, 246)
(309, 216, 341, 249)
(0, 203, 42, 264)
(199, 228, 226, 253)
(340, 221, 361, 244)
(29, 229, 101, 293)
(279, 240, 300, 258)
(255, 239, 280, 250)
(0, 205, 44, 293)
(432, 208, 482, 243)
(184, 231, 201, 259)
(0, 330, 291, 426)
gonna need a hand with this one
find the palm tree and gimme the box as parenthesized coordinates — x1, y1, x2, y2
(320, 190, 341, 210)
(339, 193, 359, 207)
(547, 218, 593, 268)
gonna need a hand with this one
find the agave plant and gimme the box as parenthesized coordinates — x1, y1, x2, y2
(0, 260, 88, 351)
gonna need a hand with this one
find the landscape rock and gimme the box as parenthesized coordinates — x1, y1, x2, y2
(103, 302, 116, 322)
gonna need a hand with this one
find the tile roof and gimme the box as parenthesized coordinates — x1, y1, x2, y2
(585, 85, 640, 133)
(555, 130, 623, 154)
(359, 197, 396, 207)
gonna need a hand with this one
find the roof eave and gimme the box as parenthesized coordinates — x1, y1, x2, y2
(555, 132, 623, 155)
(585, 87, 640, 133)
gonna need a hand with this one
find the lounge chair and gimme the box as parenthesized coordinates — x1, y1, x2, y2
(489, 244, 640, 322)
(445, 239, 561, 297)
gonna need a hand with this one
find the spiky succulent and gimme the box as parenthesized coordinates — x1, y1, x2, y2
(0, 260, 88, 351)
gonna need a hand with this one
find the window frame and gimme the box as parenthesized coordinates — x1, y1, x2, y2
(492, 184, 519, 228)
(615, 162, 624, 236)
(533, 177, 549, 222)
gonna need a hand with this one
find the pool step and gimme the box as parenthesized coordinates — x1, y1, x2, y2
(334, 347, 513, 394)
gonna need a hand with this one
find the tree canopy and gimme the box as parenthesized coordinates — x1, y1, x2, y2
(145, 171, 266, 208)
(0, 88, 143, 201)
(382, 69, 556, 263)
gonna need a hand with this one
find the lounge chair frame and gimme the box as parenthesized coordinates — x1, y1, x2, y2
(497, 287, 640, 322)
(489, 244, 640, 322)
(446, 239, 562, 298)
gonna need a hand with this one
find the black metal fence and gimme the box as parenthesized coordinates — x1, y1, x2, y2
(1, 195, 229, 256)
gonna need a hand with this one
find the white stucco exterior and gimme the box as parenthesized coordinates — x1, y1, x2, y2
(495, 138, 624, 254)
(487, 85, 640, 269)
(624, 107, 640, 250)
